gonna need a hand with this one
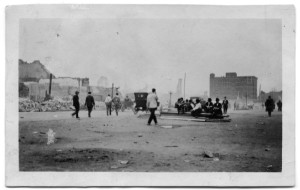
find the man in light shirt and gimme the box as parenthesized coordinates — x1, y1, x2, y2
(147, 88, 159, 125)
(191, 98, 202, 117)
(105, 94, 112, 116)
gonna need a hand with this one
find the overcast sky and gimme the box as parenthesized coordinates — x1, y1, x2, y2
(20, 18, 282, 95)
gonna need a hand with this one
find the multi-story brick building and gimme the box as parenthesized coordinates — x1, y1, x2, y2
(209, 72, 257, 100)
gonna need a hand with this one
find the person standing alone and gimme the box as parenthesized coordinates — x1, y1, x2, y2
(85, 92, 95, 118)
(222, 96, 229, 114)
(147, 88, 159, 125)
(71, 91, 80, 119)
(265, 96, 275, 117)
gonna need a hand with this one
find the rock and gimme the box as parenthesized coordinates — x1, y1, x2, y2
(204, 151, 214, 158)
(118, 160, 129, 165)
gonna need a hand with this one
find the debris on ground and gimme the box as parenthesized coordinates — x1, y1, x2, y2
(118, 160, 129, 165)
(47, 129, 56, 145)
(266, 165, 273, 170)
(164, 145, 178, 147)
(265, 148, 271, 151)
(110, 165, 119, 169)
(256, 121, 265, 125)
(213, 157, 220, 162)
(184, 159, 190, 163)
(203, 151, 214, 158)
(19, 97, 76, 112)
(160, 126, 173, 129)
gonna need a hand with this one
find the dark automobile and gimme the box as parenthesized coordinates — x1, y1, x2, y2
(133, 92, 148, 114)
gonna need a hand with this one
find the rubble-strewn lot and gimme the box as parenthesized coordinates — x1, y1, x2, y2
(19, 110, 282, 172)
(19, 98, 107, 112)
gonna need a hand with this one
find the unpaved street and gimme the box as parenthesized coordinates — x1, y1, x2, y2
(19, 109, 282, 172)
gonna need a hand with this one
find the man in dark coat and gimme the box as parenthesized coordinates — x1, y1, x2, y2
(265, 96, 275, 117)
(222, 96, 229, 114)
(277, 100, 282, 112)
(85, 92, 95, 118)
(112, 93, 121, 116)
(204, 98, 214, 113)
(71, 91, 80, 119)
(213, 98, 223, 117)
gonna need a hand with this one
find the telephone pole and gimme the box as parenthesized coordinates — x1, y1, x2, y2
(184, 72, 186, 99)
(111, 83, 114, 98)
(169, 91, 173, 108)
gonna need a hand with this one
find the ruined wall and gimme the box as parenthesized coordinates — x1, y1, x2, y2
(19, 59, 53, 82)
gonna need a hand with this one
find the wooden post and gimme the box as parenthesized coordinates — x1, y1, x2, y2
(49, 73, 52, 97)
(112, 83, 114, 98)
(184, 72, 186, 99)
(169, 91, 172, 108)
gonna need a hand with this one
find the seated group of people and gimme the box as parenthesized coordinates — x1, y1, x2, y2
(175, 97, 223, 118)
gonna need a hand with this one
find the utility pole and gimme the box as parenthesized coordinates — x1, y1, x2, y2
(184, 72, 186, 99)
(49, 73, 53, 97)
(169, 91, 172, 108)
(111, 83, 114, 98)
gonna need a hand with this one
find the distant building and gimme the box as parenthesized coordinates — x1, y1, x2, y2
(209, 72, 257, 100)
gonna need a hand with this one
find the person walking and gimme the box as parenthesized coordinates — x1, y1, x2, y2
(222, 96, 229, 114)
(105, 94, 112, 116)
(147, 88, 159, 125)
(265, 96, 275, 117)
(112, 93, 121, 116)
(71, 91, 80, 119)
(85, 91, 95, 118)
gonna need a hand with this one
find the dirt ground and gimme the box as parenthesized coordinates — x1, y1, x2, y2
(19, 108, 282, 172)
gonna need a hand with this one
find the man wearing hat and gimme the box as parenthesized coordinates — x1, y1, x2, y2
(222, 96, 229, 114)
(85, 91, 95, 118)
(213, 98, 223, 116)
(72, 91, 80, 119)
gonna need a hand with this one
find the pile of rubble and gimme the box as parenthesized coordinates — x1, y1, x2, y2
(19, 97, 74, 112)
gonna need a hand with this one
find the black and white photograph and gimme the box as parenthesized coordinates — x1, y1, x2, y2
(5, 4, 295, 186)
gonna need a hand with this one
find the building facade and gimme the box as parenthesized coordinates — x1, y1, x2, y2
(210, 72, 257, 100)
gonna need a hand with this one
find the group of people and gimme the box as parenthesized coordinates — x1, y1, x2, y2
(175, 96, 229, 118)
(71, 91, 122, 119)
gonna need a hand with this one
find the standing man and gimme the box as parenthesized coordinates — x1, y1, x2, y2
(71, 91, 80, 119)
(265, 96, 275, 117)
(277, 100, 282, 112)
(147, 88, 159, 125)
(105, 94, 112, 116)
(85, 92, 95, 118)
(222, 96, 229, 114)
(112, 93, 121, 116)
